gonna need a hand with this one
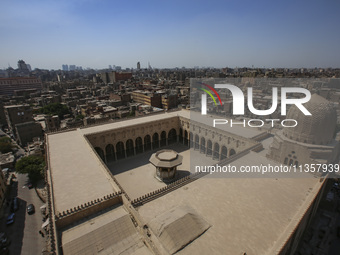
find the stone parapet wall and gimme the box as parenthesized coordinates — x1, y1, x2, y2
(55, 192, 122, 229)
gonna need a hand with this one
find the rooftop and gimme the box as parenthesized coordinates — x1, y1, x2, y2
(4, 104, 29, 109)
(62, 205, 151, 255)
(139, 151, 322, 255)
(149, 149, 183, 168)
(47, 130, 120, 213)
(47, 109, 325, 254)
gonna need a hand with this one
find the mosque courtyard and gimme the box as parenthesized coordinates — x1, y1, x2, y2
(106, 143, 215, 200)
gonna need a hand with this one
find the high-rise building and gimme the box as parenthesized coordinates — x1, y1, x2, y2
(17, 60, 28, 70)
(62, 65, 69, 71)
(69, 65, 76, 71)
(137, 62, 141, 70)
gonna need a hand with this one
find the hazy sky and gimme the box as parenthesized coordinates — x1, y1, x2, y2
(1, 0, 340, 70)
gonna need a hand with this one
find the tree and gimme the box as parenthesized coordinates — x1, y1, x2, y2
(0, 136, 13, 153)
(39, 103, 70, 119)
(15, 155, 45, 184)
(75, 114, 84, 120)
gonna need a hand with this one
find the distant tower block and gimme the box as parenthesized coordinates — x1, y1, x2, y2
(149, 150, 183, 182)
(137, 61, 141, 70)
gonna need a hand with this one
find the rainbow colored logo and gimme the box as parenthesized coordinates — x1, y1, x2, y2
(199, 82, 223, 106)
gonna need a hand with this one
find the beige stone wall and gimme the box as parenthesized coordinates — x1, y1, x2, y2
(179, 116, 257, 160)
(56, 195, 122, 229)
(87, 116, 180, 150)
(277, 179, 326, 255)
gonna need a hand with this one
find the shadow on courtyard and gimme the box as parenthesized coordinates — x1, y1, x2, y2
(106, 143, 189, 175)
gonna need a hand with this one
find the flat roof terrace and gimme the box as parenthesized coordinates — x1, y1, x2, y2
(47, 130, 120, 214)
(138, 167, 322, 255)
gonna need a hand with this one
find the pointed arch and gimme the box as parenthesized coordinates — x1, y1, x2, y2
(168, 128, 177, 144)
(105, 144, 115, 161)
(200, 137, 206, 153)
(144, 135, 151, 151)
(126, 139, 134, 157)
(194, 134, 199, 150)
(160, 131, 167, 147)
(213, 143, 220, 160)
(184, 130, 188, 146)
(207, 140, 212, 156)
(116, 142, 125, 160)
(221, 146, 228, 160)
(179, 128, 183, 144)
(152, 132, 159, 149)
(135, 137, 143, 154)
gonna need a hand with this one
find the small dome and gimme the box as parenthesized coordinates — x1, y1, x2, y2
(283, 94, 337, 145)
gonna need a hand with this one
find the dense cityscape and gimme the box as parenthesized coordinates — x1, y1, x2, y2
(1, 0, 340, 254)
(0, 59, 340, 135)
(0, 58, 339, 254)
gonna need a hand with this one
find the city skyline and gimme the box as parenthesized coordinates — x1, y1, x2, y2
(1, 0, 340, 70)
